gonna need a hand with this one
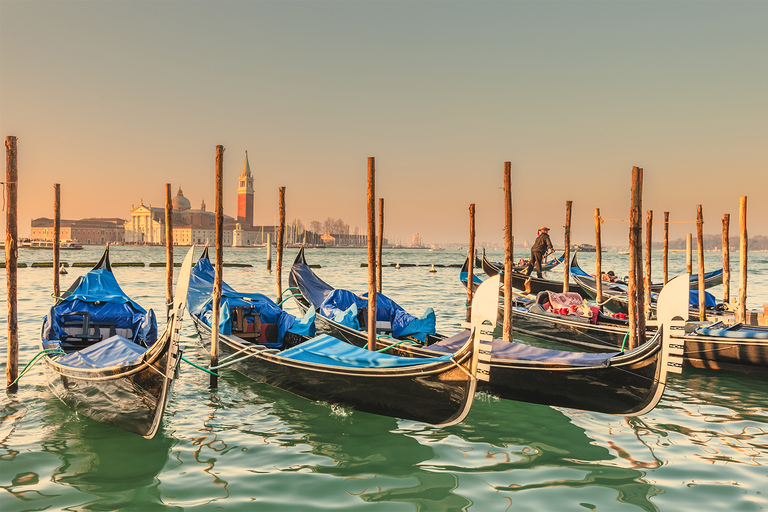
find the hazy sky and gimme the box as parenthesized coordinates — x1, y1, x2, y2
(2, 0, 766, 247)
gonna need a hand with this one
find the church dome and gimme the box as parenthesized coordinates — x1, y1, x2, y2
(173, 187, 191, 211)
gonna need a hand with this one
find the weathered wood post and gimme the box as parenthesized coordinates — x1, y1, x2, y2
(663, 212, 669, 285)
(644, 210, 653, 316)
(722, 213, 731, 305)
(466, 203, 476, 323)
(377, 197, 384, 294)
(165, 183, 174, 318)
(6, 136, 18, 391)
(503, 162, 513, 341)
(628, 166, 644, 350)
(594, 207, 603, 304)
(266, 233, 272, 271)
(276, 187, 286, 304)
(563, 200, 572, 293)
(367, 157, 377, 351)
(738, 196, 748, 323)
(697, 205, 706, 321)
(686, 233, 693, 275)
(53, 183, 61, 299)
(211, 145, 225, 388)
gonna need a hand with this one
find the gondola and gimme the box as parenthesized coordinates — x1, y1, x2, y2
(459, 256, 651, 352)
(187, 248, 480, 427)
(570, 253, 720, 316)
(290, 246, 688, 416)
(39, 245, 195, 438)
(671, 322, 768, 371)
(481, 248, 566, 276)
(481, 249, 586, 297)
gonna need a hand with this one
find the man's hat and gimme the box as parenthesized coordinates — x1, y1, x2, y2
(539, 226, 550, 231)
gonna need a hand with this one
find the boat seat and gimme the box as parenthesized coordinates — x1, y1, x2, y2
(61, 311, 102, 343)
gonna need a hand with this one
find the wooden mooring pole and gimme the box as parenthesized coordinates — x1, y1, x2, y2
(165, 183, 174, 318)
(53, 184, 61, 299)
(663, 211, 669, 285)
(697, 205, 706, 321)
(377, 197, 384, 294)
(211, 145, 224, 388)
(276, 187, 285, 304)
(628, 166, 644, 351)
(466, 203, 475, 323)
(366, 157, 377, 351)
(686, 233, 692, 275)
(644, 210, 653, 316)
(738, 196, 748, 323)
(594, 208, 603, 305)
(563, 200, 572, 293)
(722, 213, 731, 305)
(6, 136, 18, 391)
(503, 162, 513, 341)
(266, 233, 272, 271)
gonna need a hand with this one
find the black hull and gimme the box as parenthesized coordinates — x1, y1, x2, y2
(41, 328, 180, 438)
(191, 316, 477, 427)
(674, 334, 768, 372)
(482, 252, 585, 297)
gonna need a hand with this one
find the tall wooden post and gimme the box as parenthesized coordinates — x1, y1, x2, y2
(696, 205, 706, 321)
(53, 183, 61, 299)
(367, 157, 377, 351)
(594, 208, 603, 304)
(266, 233, 272, 271)
(644, 210, 653, 315)
(663, 212, 669, 285)
(6, 136, 18, 391)
(628, 166, 644, 350)
(165, 183, 174, 317)
(276, 187, 286, 304)
(722, 213, 730, 305)
(377, 197, 384, 294)
(738, 196, 748, 323)
(686, 233, 692, 275)
(466, 204, 476, 323)
(563, 200, 572, 293)
(503, 162, 513, 341)
(211, 145, 224, 388)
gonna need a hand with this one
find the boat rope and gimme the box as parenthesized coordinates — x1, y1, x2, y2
(277, 293, 302, 307)
(374, 335, 420, 353)
(181, 356, 220, 377)
(11, 347, 66, 385)
(600, 217, 696, 224)
(620, 331, 629, 352)
(450, 355, 474, 380)
(208, 347, 279, 370)
(50, 291, 72, 301)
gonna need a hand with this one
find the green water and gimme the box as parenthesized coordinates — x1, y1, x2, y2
(2, 247, 766, 511)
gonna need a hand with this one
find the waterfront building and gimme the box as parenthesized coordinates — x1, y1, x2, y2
(30, 217, 125, 245)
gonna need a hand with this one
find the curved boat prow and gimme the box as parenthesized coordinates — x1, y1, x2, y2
(469, 275, 500, 382)
(632, 274, 689, 416)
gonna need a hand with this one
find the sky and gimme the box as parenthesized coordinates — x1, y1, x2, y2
(1, 0, 766, 248)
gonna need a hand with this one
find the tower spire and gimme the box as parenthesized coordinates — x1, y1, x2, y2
(242, 150, 251, 176)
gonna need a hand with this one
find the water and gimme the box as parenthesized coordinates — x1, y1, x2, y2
(2, 246, 766, 511)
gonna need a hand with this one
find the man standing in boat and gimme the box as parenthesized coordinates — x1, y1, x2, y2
(524, 226, 555, 279)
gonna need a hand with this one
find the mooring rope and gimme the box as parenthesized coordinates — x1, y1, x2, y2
(181, 356, 219, 377)
(374, 335, 420, 353)
(277, 293, 302, 307)
(11, 347, 66, 385)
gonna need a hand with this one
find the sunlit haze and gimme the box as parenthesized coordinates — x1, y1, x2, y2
(2, 1, 766, 248)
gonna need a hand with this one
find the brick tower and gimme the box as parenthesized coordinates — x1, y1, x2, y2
(237, 151, 254, 226)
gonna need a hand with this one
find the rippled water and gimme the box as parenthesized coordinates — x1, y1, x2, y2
(2, 246, 766, 511)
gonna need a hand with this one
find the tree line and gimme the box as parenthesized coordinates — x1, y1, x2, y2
(652, 235, 768, 251)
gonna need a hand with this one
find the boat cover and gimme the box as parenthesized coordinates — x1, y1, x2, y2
(188, 257, 315, 344)
(41, 268, 155, 345)
(696, 323, 768, 339)
(55, 335, 147, 369)
(428, 331, 620, 366)
(460, 270, 483, 285)
(290, 259, 335, 310)
(319, 289, 436, 342)
(279, 334, 453, 368)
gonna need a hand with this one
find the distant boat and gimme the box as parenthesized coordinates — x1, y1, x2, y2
(21, 239, 84, 250)
(572, 244, 597, 252)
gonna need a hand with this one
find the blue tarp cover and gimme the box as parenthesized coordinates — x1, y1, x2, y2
(42, 268, 155, 345)
(696, 324, 768, 339)
(460, 271, 484, 285)
(188, 257, 315, 344)
(279, 334, 453, 368)
(428, 331, 620, 366)
(55, 335, 147, 369)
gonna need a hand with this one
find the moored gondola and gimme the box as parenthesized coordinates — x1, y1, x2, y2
(481, 248, 566, 276)
(481, 249, 586, 297)
(39, 245, 195, 438)
(188, 248, 481, 427)
(290, 246, 688, 415)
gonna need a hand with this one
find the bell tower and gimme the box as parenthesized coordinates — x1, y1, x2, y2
(237, 151, 255, 226)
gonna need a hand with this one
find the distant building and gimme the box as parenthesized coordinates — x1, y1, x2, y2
(30, 217, 125, 245)
(412, 232, 422, 247)
(125, 153, 272, 246)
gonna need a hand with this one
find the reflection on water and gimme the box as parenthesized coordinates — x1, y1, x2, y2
(1, 247, 767, 511)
